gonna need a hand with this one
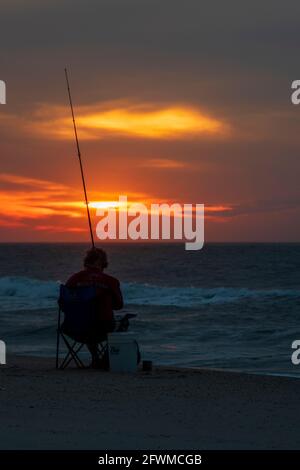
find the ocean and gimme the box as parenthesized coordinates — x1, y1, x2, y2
(0, 243, 299, 377)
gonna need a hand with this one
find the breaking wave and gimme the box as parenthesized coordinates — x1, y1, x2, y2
(0, 276, 299, 312)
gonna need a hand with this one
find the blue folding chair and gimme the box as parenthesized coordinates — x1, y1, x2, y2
(56, 284, 109, 369)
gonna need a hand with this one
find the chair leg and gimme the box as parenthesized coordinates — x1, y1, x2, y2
(62, 338, 83, 369)
(59, 340, 74, 369)
(62, 342, 85, 369)
(97, 342, 107, 359)
(57, 334, 106, 370)
(59, 336, 85, 369)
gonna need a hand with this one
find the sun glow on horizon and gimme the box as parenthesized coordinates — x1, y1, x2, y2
(0, 173, 235, 238)
(89, 200, 128, 210)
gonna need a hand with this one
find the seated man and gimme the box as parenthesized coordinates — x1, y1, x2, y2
(66, 247, 123, 367)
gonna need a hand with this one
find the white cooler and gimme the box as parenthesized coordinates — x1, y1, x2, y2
(107, 333, 138, 373)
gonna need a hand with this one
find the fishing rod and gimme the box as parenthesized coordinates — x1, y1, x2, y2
(64, 68, 95, 247)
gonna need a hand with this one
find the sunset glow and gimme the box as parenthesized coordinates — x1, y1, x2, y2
(1, 0, 299, 243)
(0, 173, 236, 239)
(89, 201, 128, 210)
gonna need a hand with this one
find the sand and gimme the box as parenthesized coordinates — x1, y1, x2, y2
(0, 355, 299, 450)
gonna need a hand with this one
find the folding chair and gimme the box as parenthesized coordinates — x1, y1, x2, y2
(56, 284, 108, 369)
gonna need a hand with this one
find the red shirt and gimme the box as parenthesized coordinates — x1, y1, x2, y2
(66, 267, 123, 322)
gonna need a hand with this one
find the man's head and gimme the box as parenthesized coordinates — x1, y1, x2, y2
(84, 247, 108, 271)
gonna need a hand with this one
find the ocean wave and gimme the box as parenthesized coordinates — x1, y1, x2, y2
(0, 276, 300, 312)
(125, 283, 300, 307)
(0, 276, 60, 311)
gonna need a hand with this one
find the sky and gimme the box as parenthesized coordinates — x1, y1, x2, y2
(0, 0, 300, 242)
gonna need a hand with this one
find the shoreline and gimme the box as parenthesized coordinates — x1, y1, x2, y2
(7, 351, 300, 380)
(1, 355, 300, 449)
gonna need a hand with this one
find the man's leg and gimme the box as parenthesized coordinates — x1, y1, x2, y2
(87, 342, 101, 367)
(88, 320, 116, 368)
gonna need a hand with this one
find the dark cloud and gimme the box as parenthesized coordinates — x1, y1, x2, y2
(1, 0, 300, 109)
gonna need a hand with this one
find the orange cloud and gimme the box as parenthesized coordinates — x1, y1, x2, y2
(25, 101, 230, 141)
(0, 172, 235, 240)
(0, 173, 82, 222)
(205, 205, 233, 213)
(0, 173, 158, 231)
(35, 225, 86, 233)
(0, 173, 66, 191)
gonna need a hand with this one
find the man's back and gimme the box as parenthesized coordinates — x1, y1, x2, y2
(66, 267, 123, 322)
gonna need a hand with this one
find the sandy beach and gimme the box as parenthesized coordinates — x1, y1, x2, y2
(0, 355, 299, 450)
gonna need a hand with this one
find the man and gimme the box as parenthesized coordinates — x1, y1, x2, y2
(66, 247, 123, 367)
